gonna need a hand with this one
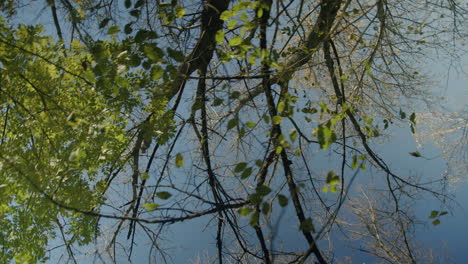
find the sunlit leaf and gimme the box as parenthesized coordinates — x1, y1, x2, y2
(151, 65, 164, 80)
(238, 207, 253, 216)
(246, 121, 256, 128)
(175, 5, 186, 18)
(141, 172, 149, 180)
(143, 203, 159, 211)
(175, 153, 184, 168)
(277, 101, 285, 112)
(220, 10, 232, 21)
(215, 30, 225, 44)
(275, 146, 283, 154)
(289, 129, 298, 142)
(229, 36, 243, 46)
(272, 115, 283, 125)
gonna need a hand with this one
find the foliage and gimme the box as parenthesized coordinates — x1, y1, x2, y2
(0, 0, 466, 263)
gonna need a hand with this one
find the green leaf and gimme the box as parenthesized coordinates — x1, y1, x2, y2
(156, 191, 172, 200)
(229, 36, 243, 46)
(249, 193, 262, 205)
(215, 30, 225, 44)
(399, 109, 407, 119)
(256, 185, 271, 196)
(151, 65, 164, 80)
(230, 91, 241, 99)
(255, 160, 263, 167)
(167, 48, 185, 62)
(192, 101, 203, 111)
(227, 118, 238, 130)
(364, 117, 373, 124)
(240, 167, 253, 179)
(245, 121, 256, 128)
(278, 194, 288, 207)
(125, 0, 132, 8)
(409, 151, 421, 157)
(228, 20, 237, 30)
(239, 12, 249, 21)
(234, 162, 247, 173)
(239, 127, 246, 138)
(143, 44, 163, 62)
(410, 112, 416, 124)
(316, 124, 334, 150)
(289, 129, 298, 142)
(99, 18, 110, 29)
(365, 61, 372, 76)
(238, 207, 253, 216)
(351, 155, 358, 169)
(124, 23, 133, 34)
(272, 115, 283, 125)
(175, 5, 186, 18)
(383, 119, 390, 129)
(135, 30, 159, 42)
(326, 171, 340, 185)
(141, 172, 149, 180)
(130, 54, 142, 67)
(257, 8, 264, 18)
(69, 148, 87, 162)
(213, 98, 224, 106)
(275, 146, 283, 154)
(175, 153, 184, 168)
(250, 211, 259, 227)
(129, 9, 141, 18)
(142, 203, 159, 211)
(372, 129, 380, 137)
(322, 186, 329, 193)
(432, 219, 441, 226)
(262, 202, 270, 215)
(220, 10, 232, 21)
(299, 218, 315, 233)
(360, 163, 366, 171)
(107, 26, 120, 35)
(429, 210, 439, 219)
(277, 101, 285, 112)
(134, 0, 144, 8)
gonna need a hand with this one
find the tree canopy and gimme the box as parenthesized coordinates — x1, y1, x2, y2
(0, 0, 466, 263)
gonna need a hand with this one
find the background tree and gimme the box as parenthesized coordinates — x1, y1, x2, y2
(0, 0, 466, 263)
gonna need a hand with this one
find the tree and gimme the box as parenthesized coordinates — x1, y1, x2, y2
(0, 0, 465, 263)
